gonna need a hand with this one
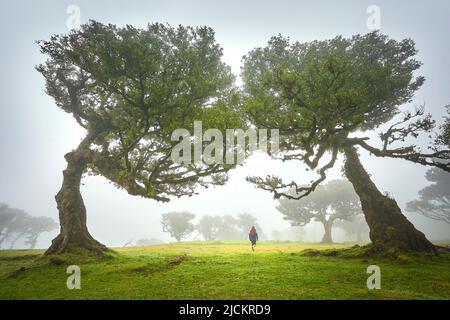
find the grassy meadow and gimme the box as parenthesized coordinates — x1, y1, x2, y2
(0, 241, 449, 300)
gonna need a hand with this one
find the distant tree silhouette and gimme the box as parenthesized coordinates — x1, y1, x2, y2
(0, 203, 57, 249)
(0, 204, 30, 248)
(404, 107, 450, 223)
(334, 214, 370, 242)
(215, 215, 241, 240)
(277, 180, 361, 243)
(161, 211, 196, 242)
(196, 215, 222, 241)
(271, 230, 282, 241)
(236, 213, 263, 240)
(24, 217, 58, 249)
(406, 168, 450, 224)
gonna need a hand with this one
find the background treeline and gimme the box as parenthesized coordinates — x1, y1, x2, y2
(155, 180, 371, 244)
(159, 212, 264, 242)
(0, 203, 58, 249)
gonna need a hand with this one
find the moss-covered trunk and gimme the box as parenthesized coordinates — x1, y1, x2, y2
(344, 146, 436, 253)
(45, 135, 107, 255)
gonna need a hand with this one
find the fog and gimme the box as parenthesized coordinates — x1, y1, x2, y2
(0, 0, 449, 248)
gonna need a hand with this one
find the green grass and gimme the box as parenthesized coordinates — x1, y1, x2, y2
(0, 241, 449, 299)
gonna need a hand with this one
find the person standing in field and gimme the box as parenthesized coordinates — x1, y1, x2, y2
(249, 226, 258, 251)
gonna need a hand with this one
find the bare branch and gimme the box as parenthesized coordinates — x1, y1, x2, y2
(246, 147, 339, 200)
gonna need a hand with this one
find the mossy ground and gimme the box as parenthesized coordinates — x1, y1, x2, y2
(0, 241, 449, 299)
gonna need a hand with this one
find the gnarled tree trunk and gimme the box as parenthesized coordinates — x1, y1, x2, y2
(45, 135, 107, 255)
(320, 220, 333, 243)
(344, 146, 436, 253)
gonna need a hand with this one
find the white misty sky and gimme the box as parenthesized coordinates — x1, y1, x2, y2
(0, 0, 449, 247)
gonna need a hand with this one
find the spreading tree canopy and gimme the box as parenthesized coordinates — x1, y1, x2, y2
(242, 32, 450, 252)
(37, 21, 242, 254)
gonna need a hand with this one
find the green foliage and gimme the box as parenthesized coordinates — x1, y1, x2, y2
(37, 21, 244, 202)
(435, 105, 450, 148)
(242, 32, 424, 138)
(243, 31, 449, 203)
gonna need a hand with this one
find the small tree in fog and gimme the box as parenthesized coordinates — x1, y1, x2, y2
(24, 217, 59, 249)
(236, 213, 263, 240)
(406, 168, 450, 224)
(197, 215, 222, 241)
(0, 203, 16, 246)
(334, 215, 370, 242)
(272, 230, 282, 241)
(161, 212, 196, 242)
(0, 204, 30, 248)
(406, 108, 450, 223)
(0, 203, 58, 249)
(216, 215, 241, 240)
(277, 179, 361, 243)
(271, 227, 305, 241)
(289, 226, 306, 242)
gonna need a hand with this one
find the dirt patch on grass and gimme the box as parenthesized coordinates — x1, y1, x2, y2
(299, 244, 440, 263)
(48, 256, 66, 266)
(168, 254, 187, 266)
(301, 249, 321, 257)
(7, 266, 30, 279)
(130, 254, 188, 276)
